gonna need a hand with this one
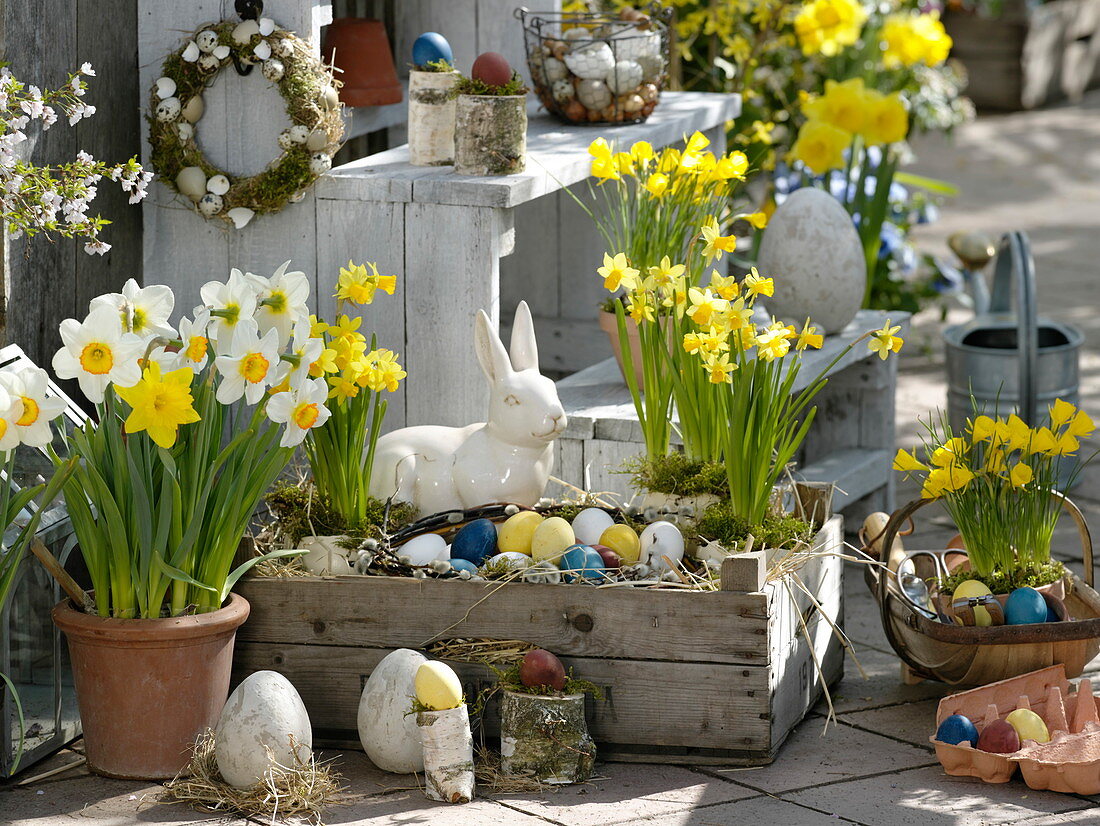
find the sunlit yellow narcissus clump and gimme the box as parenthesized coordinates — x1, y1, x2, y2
(880, 12, 952, 69)
(793, 0, 867, 56)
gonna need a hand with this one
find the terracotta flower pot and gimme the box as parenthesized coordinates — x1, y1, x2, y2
(53, 594, 250, 779)
(598, 309, 645, 390)
(322, 18, 402, 107)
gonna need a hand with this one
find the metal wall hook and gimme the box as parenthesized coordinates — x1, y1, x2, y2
(231, 52, 255, 76)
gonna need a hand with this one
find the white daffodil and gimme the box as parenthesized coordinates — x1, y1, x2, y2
(176, 310, 212, 374)
(200, 269, 258, 349)
(89, 278, 175, 340)
(273, 317, 323, 391)
(52, 305, 145, 403)
(213, 320, 281, 405)
(0, 381, 21, 452)
(248, 261, 310, 348)
(0, 366, 66, 447)
(266, 377, 330, 447)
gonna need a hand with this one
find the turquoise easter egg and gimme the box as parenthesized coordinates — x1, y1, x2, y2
(559, 544, 590, 581)
(412, 32, 453, 68)
(449, 558, 478, 574)
(451, 518, 497, 565)
(935, 714, 978, 747)
(581, 547, 606, 580)
(1005, 587, 1048, 625)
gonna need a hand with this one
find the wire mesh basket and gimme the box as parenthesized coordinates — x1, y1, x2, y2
(517, 5, 671, 126)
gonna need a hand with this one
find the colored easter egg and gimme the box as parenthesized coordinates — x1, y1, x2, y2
(400, 533, 449, 566)
(571, 507, 615, 545)
(977, 719, 1021, 754)
(639, 521, 685, 572)
(952, 580, 994, 627)
(414, 661, 464, 711)
(1006, 708, 1050, 743)
(559, 544, 590, 580)
(934, 714, 978, 747)
(1005, 587, 1048, 625)
(582, 547, 607, 579)
(592, 544, 621, 569)
(498, 511, 544, 555)
(450, 558, 478, 575)
(450, 518, 498, 565)
(412, 32, 453, 68)
(519, 649, 566, 692)
(471, 51, 513, 88)
(531, 517, 575, 563)
(599, 524, 641, 564)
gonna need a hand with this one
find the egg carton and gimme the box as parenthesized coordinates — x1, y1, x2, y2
(931, 664, 1100, 794)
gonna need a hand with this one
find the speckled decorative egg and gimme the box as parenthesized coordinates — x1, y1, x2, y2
(484, 551, 530, 572)
(576, 78, 612, 110)
(197, 54, 220, 73)
(196, 29, 219, 53)
(544, 57, 568, 83)
(215, 671, 312, 788)
(451, 519, 498, 565)
(412, 32, 453, 67)
(278, 129, 296, 150)
(571, 508, 615, 546)
(498, 511, 543, 555)
(565, 41, 614, 80)
(399, 533, 449, 566)
(1006, 708, 1050, 743)
(1005, 587, 1048, 625)
(551, 79, 574, 103)
(155, 96, 181, 122)
(952, 579, 995, 627)
(531, 516, 575, 563)
(934, 714, 978, 747)
(598, 524, 640, 564)
(288, 124, 310, 144)
(262, 59, 285, 82)
(472, 51, 514, 88)
(978, 719, 1021, 754)
(357, 649, 425, 773)
(605, 59, 642, 95)
(414, 661, 463, 711)
(450, 558, 478, 575)
(639, 521, 684, 572)
(197, 193, 224, 217)
(274, 38, 294, 58)
(309, 152, 332, 175)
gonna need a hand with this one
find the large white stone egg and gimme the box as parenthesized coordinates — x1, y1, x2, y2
(756, 187, 865, 335)
(214, 671, 312, 789)
(357, 649, 426, 773)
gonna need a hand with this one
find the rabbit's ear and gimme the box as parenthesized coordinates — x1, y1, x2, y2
(508, 300, 539, 372)
(474, 308, 512, 383)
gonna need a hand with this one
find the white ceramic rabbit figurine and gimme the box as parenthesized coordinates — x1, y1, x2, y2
(369, 301, 567, 514)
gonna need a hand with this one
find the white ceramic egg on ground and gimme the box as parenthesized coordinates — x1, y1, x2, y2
(571, 508, 615, 546)
(639, 521, 685, 572)
(756, 187, 865, 335)
(215, 670, 312, 788)
(565, 42, 615, 80)
(357, 649, 426, 773)
(299, 535, 353, 575)
(606, 60, 643, 95)
(399, 533, 449, 566)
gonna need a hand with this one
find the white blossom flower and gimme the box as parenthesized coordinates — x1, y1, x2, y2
(174, 310, 212, 374)
(79, 62, 95, 77)
(52, 305, 144, 402)
(40, 106, 57, 129)
(248, 261, 310, 347)
(266, 377, 330, 447)
(200, 269, 258, 348)
(20, 86, 43, 119)
(0, 366, 66, 447)
(83, 239, 110, 256)
(90, 278, 175, 339)
(0, 382, 20, 452)
(213, 320, 281, 405)
(273, 317, 323, 390)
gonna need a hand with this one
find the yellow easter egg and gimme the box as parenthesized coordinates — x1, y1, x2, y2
(498, 511, 545, 555)
(531, 517, 575, 563)
(953, 579, 994, 627)
(414, 661, 464, 711)
(1005, 708, 1050, 743)
(599, 524, 641, 564)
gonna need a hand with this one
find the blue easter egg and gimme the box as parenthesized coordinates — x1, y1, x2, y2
(581, 547, 606, 580)
(412, 32, 453, 68)
(559, 544, 590, 581)
(449, 558, 478, 574)
(450, 519, 498, 565)
(935, 714, 979, 747)
(1005, 587, 1048, 625)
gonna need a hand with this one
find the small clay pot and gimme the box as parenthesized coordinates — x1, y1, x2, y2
(454, 94, 527, 176)
(322, 18, 402, 107)
(53, 594, 250, 779)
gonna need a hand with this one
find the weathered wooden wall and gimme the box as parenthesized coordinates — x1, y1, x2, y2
(0, 0, 141, 367)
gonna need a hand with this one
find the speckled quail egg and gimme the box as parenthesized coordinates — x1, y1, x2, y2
(262, 59, 284, 82)
(197, 192, 223, 217)
(155, 97, 181, 122)
(196, 29, 219, 53)
(288, 124, 310, 144)
(551, 79, 574, 103)
(309, 152, 332, 175)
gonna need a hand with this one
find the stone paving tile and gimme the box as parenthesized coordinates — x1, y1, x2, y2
(1009, 810, 1100, 826)
(786, 766, 1094, 826)
(496, 763, 757, 826)
(323, 790, 555, 825)
(324, 749, 420, 799)
(841, 699, 942, 752)
(816, 640, 955, 716)
(632, 793, 867, 825)
(696, 718, 935, 795)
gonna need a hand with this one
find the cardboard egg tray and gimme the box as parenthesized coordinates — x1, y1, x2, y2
(931, 664, 1100, 794)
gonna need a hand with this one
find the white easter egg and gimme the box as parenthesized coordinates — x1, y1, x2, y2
(639, 521, 685, 572)
(175, 166, 207, 200)
(215, 671, 312, 789)
(299, 535, 353, 575)
(154, 77, 177, 100)
(571, 508, 615, 546)
(605, 59, 642, 95)
(576, 78, 611, 110)
(207, 174, 231, 196)
(196, 29, 219, 53)
(565, 41, 614, 80)
(180, 95, 204, 123)
(551, 78, 574, 103)
(484, 551, 531, 571)
(233, 19, 261, 44)
(309, 152, 332, 176)
(226, 207, 254, 229)
(357, 649, 426, 773)
(305, 129, 329, 151)
(155, 96, 181, 122)
(197, 193, 224, 217)
(756, 187, 865, 335)
(399, 533, 449, 566)
(320, 85, 340, 111)
(277, 130, 296, 150)
(288, 124, 310, 144)
(610, 29, 661, 62)
(181, 41, 201, 63)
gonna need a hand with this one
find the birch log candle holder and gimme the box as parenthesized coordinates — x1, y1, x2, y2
(416, 704, 476, 803)
(453, 53, 528, 176)
(408, 70, 460, 166)
(499, 690, 595, 784)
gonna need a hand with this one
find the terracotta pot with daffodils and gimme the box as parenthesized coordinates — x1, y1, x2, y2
(47, 266, 333, 779)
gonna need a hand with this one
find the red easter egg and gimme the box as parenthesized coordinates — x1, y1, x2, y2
(592, 544, 621, 569)
(977, 719, 1021, 754)
(519, 649, 566, 692)
(472, 51, 513, 88)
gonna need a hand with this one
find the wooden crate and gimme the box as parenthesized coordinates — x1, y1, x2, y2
(232, 516, 844, 765)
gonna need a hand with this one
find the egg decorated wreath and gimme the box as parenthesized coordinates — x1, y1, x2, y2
(147, 14, 344, 229)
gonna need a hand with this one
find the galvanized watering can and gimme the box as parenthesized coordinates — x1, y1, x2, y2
(943, 232, 1083, 478)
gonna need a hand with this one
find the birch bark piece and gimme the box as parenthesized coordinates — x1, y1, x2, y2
(454, 95, 527, 176)
(499, 690, 595, 783)
(417, 704, 475, 803)
(408, 70, 459, 166)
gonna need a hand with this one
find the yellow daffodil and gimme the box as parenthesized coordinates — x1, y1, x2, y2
(721, 297, 754, 332)
(702, 352, 737, 384)
(646, 256, 686, 292)
(114, 362, 201, 449)
(795, 319, 824, 351)
(308, 346, 339, 378)
(1003, 414, 1032, 451)
(1052, 431, 1080, 456)
(755, 327, 791, 362)
(360, 348, 406, 393)
(804, 78, 869, 135)
(794, 0, 867, 56)
(881, 12, 952, 69)
(335, 260, 397, 306)
(597, 252, 640, 292)
(1050, 398, 1078, 429)
(683, 330, 728, 356)
(328, 314, 363, 341)
(744, 267, 774, 299)
(1029, 426, 1058, 454)
(739, 211, 768, 229)
(860, 92, 909, 146)
(1010, 461, 1033, 488)
(892, 448, 927, 473)
(627, 294, 655, 324)
(984, 447, 1008, 474)
(700, 216, 737, 265)
(714, 151, 749, 181)
(970, 414, 998, 442)
(868, 320, 903, 360)
(630, 140, 654, 166)
(614, 151, 636, 177)
(687, 287, 729, 327)
(931, 437, 968, 467)
(644, 171, 669, 199)
(790, 119, 851, 174)
(708, 271, 740, 300)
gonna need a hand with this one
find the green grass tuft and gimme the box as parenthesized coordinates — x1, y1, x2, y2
(454, 71, 528, 97)
(695, 501, 814, 550)
(622, 453, 728, 498)
(265, 482, 416, 545)
(938, 561, 1067, 596)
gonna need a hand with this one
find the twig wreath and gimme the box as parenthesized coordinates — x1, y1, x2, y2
(147, 9, 344, 229)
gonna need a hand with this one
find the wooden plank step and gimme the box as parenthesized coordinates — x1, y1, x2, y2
(798, 447, 892, 510)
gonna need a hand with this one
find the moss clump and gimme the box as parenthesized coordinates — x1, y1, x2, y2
(412, 58, 455, 73)
(938, 561, 1067, 596)
(454, 71, 528, 97)
(493, 664, 603, 701)
(265, 482, 416, 545)
(695, 501, 814, 550)
(622, 453, 728, 499)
